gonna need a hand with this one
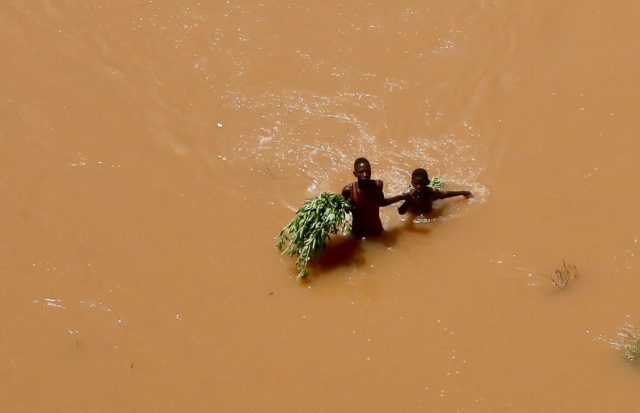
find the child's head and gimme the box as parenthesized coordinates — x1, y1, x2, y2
(353, 157, 372, 182)
(411, 168, 430, 190)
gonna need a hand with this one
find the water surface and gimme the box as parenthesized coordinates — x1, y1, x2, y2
(2, 1, 640, 411)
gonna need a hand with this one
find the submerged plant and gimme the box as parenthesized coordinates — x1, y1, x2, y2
(276, 193, 352, 280)
(428, 177, 444, 189)
(611, 323, 640, 362)
(550, 259, 578, 288)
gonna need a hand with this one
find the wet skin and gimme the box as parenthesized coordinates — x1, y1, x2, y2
(342, 162, 405, 238)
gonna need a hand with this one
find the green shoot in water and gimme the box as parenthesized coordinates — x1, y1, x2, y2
(428, 177, 444, 189)
(276, 193, 352, 280)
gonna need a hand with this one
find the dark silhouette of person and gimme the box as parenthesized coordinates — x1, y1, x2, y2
(397, 168, 472, 216)
(341, 158, 405, 238)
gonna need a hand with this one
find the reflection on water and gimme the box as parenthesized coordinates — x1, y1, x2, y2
(311, 236, 365, 274)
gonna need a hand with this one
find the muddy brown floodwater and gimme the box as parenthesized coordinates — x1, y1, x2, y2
(2, 1, 640, 411)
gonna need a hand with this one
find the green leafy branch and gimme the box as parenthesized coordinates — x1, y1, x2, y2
(428, 177, 444, 189)
(276, 193, 352, 280)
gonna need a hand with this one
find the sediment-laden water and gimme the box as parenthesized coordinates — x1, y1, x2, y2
(2, 1, 640, 411)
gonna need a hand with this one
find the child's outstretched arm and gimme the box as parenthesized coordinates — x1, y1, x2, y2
(376, 181, 407, 206)
(435, 190, 472, 200)
(382, 193, 408, 206)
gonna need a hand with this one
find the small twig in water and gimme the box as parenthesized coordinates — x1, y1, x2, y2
(549, 259, 578, 288)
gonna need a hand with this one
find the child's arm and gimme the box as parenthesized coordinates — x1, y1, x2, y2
(397, 199, 410, 215)
(341, 184, 352, 199)
(341, 184, 355, 210)
(376, 181, 408, 206)
(434, 190, 472, 200)
(382, 193, 408, 206)
(396, 189, 416, 214)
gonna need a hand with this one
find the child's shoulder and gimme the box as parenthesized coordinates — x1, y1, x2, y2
(342, 182, 356, 197)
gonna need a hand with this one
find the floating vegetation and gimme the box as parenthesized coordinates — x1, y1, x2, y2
(549, 260, 578, 288)
(276, 193, 352, 280)
(610, 323, 640, 362)
(428, 177, 444, 189)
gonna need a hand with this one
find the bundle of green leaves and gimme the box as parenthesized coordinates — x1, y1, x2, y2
(276, 193, 352, 280)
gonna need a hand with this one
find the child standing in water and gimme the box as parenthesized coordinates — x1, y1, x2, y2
(397, 168, 472, 216)
(342, 158, 405, 238)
